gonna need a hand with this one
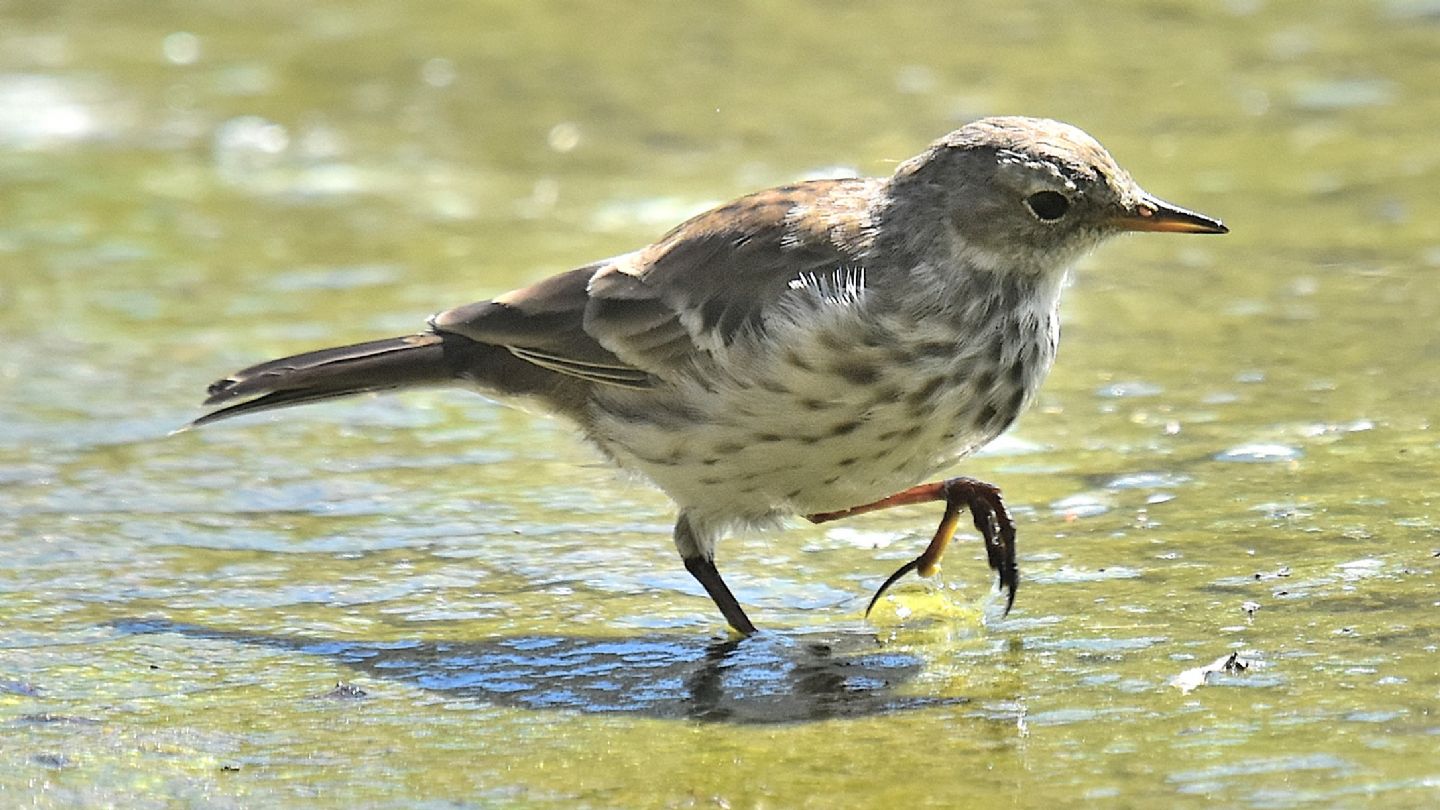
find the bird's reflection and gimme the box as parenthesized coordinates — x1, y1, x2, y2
(112, 619, 961, 724)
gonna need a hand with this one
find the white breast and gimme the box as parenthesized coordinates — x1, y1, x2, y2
(589, 270, 1061, 528)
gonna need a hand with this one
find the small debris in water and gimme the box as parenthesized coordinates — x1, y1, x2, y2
(1242, 601, 1261, 618)
(311, 682, 368, 700)
(1170, 652, 1252, 694)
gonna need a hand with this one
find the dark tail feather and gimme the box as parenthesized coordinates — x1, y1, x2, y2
(188, 333, 454, 429)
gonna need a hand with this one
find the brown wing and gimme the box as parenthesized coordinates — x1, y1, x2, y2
(430, 177, 880, 386)
(429, 262, 652, 389)
(585, 178, 880, 371)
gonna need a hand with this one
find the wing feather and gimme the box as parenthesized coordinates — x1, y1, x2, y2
(428, 178, 880, 386)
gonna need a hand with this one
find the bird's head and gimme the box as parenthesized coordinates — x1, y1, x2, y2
(891, 116, 1227, 277)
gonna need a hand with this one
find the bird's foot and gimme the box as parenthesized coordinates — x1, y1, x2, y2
(807, 476, 1018, 616)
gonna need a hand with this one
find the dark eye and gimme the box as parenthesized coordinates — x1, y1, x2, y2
(1025, 190, 1070, 221)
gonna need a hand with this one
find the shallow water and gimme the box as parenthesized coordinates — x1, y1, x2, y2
(3, 1, 1439, 807)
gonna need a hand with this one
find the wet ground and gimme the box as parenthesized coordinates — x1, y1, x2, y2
(2, 1, 1439, 806)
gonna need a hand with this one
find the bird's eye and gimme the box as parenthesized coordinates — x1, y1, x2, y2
(1025, 191, 1070, 222)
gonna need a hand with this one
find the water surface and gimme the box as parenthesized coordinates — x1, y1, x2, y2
(2, 1, 1439, 807)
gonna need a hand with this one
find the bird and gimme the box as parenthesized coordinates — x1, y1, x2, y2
(190, 116, 1227, 635)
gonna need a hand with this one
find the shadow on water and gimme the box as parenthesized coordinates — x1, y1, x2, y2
(110, 619, 961, 724)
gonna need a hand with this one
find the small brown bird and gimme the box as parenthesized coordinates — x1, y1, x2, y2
(192, 117, 1227, 634)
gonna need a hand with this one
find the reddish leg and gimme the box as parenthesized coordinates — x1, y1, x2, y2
(806, 477, 1018, 616)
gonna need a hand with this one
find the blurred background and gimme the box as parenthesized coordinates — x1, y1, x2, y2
(2, 1, 1438, 807)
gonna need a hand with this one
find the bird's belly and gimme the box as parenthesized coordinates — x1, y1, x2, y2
(683, 390, 993, 514)
(591, 334, 1044, 524)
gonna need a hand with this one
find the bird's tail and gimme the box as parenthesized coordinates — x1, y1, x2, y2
(187, 333, 457, 429)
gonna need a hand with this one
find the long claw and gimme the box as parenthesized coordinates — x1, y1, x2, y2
(812, 476, 1021, 619)
(864, 483, 966, 616)
(865, 558, 922, 616)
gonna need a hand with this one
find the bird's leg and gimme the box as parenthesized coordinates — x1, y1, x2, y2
(806, 477, 1018, 616)
(683, 556, 758, 636)
(675, 513, 758, 635)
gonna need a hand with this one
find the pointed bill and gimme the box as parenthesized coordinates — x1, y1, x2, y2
(1115, 192, 1228, 234)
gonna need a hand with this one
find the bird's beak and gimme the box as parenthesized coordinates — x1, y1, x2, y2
(1113, 192, 1228, 234)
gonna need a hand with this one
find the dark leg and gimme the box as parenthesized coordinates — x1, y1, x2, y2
(674, 512, 758, 635)
(683, 555, 758, 636)
(806, 477, 1018, 616)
